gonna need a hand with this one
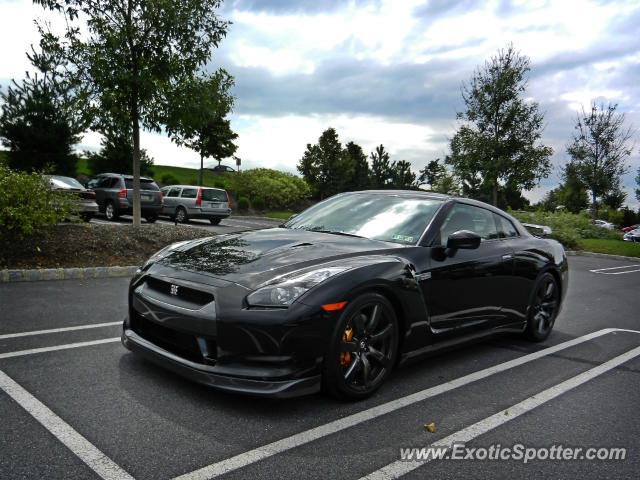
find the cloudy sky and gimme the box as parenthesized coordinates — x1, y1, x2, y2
(1, 0, 639, 206)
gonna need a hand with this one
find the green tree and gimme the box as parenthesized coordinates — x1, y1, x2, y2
(296, 128, 353, 199)
(446, 44, 553, 206)
(634, 166, 640, 203)
(418, 159, 446, 188)
(165, 71, 237, 186)
(370, 144, 393, 189)
(344, 141, 370, 191)
(567, 103, 634, 218)
(87, 129, 154, 177)
(390, 160, 416, 189)
(0, 46, 83, 176)
(36, 0, 230, 226)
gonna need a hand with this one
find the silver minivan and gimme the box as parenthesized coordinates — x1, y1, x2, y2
(160, 185, 232, 225)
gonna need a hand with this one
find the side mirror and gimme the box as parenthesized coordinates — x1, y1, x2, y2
(446, 230, 481, 250)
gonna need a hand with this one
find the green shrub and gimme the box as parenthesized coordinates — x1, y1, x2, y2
(510, 210, 623, 249)
(225, 168, 310, 209)
(251, 197, 265, 210)
(213, 180, 226, 189)
(237, 196, 250, 210)
(188, 177, 199, 185)
(0, 165, 73, 240)
(160, 173, 180, 186)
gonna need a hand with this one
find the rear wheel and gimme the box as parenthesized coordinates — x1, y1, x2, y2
(209, 218, 221, 225)
(323, 293, 399, 400)
(524, 272, 560, 341)
(175, 207, 188, 223)
(105, 201, 118, 221)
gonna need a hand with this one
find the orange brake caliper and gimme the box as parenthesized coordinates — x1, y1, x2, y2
(340, 326, 354, 366)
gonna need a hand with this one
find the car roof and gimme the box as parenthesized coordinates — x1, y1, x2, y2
(97, 173, 155, 181)
(162, 185, 226, 191)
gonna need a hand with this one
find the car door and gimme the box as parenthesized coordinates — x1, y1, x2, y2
(163, 187, 181, 216)
(420, 202, 514, 335)
(179, 187, 198, 216)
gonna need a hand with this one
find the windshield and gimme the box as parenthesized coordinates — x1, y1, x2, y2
(47, 176, 84, 189)
(285, 193, 443, 245)
(201, 189, 228, 201)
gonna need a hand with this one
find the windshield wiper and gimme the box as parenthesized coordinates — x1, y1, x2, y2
(312, 230, 365, 239)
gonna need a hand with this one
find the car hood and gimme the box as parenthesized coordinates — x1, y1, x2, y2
(153, 228, 400, 289)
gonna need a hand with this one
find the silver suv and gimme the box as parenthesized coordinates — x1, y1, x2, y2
(160, 185, 231, 225)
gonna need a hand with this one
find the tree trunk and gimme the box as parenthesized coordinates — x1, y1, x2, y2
(492, 181, 498, 206)
(591, 190, 598, 219)
(132, 104, 141, 227)
(199, 152, 204, 186)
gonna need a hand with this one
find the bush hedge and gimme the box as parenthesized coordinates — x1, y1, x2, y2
(0, 165, 73, 240)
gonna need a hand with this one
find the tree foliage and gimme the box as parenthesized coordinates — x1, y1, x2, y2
(446, 44, 553, 206)
(165, 71, 237, 186)
(539, 162, 589, 214)
(35, 0, 231, 225)
(369, 144, 392, 189)
(566, 102, 634, 217)
(86, 129, 154, 177)
(0, 45, 83, 176)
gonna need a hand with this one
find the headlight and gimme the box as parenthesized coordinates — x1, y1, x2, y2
(142, 240, 191, 269)
(246, 266, 350, 307)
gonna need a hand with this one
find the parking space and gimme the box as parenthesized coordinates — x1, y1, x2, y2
(1, 255, 639, 479)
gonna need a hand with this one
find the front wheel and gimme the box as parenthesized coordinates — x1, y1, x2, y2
(323, 293, 399, 400)
(524, 272, 560, 342)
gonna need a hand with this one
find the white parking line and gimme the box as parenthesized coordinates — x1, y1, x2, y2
(172, 328, 638, 480)
(0, 322, 122, 340)
(0, 368, 134, 480)
(0, 338, 121, 360)
(590, 265, 640, 275)
(360, 344, 640, 479)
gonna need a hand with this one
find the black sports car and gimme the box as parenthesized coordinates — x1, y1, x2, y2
(122, 191, 568, 399)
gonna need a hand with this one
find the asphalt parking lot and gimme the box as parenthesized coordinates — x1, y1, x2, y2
(1, 255, 639, 479)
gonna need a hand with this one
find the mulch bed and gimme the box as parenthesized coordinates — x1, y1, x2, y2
(0, 223, 214, 269)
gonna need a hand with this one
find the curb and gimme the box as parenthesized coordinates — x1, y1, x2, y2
(565, 251, 640, 262)
(1, 266, 139, 283)
(2, 251, 638, 284)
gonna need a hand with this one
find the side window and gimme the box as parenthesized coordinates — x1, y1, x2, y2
(181, 188, 198, 199)
(168, 187, 181, 197)
(108, 177, 122, 188)
(439, 203, 499, 244)
(495, 214, 519, 238)
(87, 178, 100, 189)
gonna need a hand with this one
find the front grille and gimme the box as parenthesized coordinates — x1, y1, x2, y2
(144, 277, 214, 307)
(130, 312, 217, 365)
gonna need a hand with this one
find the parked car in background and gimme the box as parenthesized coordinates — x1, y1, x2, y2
(160, 185, 231, 225)
(623, 228, 640, 242)
(593, 219, 615, 230)
(45, 175, 99, 222)
(207, 165, 236, 173)
(87, 173, 163, 223)
(622, 224, 640, 233)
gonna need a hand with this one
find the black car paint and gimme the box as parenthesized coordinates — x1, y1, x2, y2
(122, 194, 568, 397)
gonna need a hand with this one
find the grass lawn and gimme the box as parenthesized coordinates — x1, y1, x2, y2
(578, 238, 640, 258)
(264, 211, 296, 220)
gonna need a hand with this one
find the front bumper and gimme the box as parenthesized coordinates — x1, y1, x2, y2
(122, 326, 321, 398)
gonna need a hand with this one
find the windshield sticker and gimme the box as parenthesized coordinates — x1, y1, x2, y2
(392, 234, 414, 243)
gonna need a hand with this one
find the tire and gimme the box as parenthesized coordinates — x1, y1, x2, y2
(322, 293, 399, 400)
(524, 272, 560, 342)
(105, 201, 118, 221)
(145, 214, 158, 224)
(209, 218, 221, 225)
(175, 207, 188, 223)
